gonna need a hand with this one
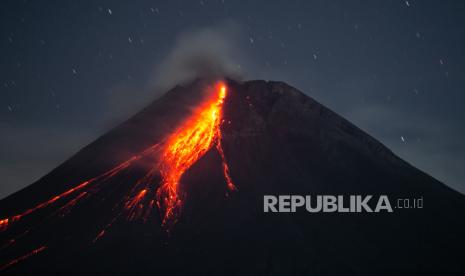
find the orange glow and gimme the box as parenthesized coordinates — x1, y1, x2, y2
(56, 191, 88, 217)
(0, 219, 8, 231)
(216, 134, 237, 192)
(125, 189, 147, 210)
(156, 82, 235, 226)
(125, 189, 148, 221)
(0, 151, 145, 230)
(92, 230, 106, 243)
(0, 180, 91, 231)
(0, 80, 236, 258)
(0, 245, 46, 271)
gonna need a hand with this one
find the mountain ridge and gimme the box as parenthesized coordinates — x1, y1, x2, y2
(1, 79, 464, 275)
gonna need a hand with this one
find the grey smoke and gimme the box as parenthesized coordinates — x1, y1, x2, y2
(0, 24, 250, 200)
(152, 23, 245, 91)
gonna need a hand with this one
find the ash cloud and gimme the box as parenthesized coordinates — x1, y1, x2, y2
(152, 23, 245, 91)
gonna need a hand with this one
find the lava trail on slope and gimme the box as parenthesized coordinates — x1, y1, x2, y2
(0, 80, 235, 270)
(156, 83, 236, 226)
(1, 79, 465, 275)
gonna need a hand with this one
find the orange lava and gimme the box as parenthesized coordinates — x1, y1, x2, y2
(92, 230, 106, 243)
(0, 245, 47, 271)
(216, 127, 237, 192)
(156, 82, 235, 226)
(0, 152, 144, 231)
(0, 80, 236, 257)
(56, 191, 88, 217)
(0, 83, 237, 270)
(125, 189, 148, 221)
(0, 180, 91, 231)
(0, 219, 9, 231)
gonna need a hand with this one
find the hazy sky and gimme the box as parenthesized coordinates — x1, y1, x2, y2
(1, 0, 465, 198)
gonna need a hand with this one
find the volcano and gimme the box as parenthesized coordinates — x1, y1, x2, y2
(1, 79, 464, 275)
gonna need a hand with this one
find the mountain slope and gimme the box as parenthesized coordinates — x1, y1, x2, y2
(1, 79, 464, 275)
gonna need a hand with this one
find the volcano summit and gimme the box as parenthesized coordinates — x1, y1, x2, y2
(1, 79, 464, 275)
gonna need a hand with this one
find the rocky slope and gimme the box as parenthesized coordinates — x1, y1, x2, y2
(1, 79, 464, 275)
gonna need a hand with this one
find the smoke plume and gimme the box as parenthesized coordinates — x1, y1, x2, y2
(152, 23, 244, 91)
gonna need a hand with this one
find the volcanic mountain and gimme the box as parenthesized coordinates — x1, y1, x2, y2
(1, 79, 464, 275)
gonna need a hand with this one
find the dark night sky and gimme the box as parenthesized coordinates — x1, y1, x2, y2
(1, 0, 465, 198)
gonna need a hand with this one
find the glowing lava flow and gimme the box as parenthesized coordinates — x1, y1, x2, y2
(0, 82, 235, 233)
(0, 153, 144, 232)
(0, 245, 47, 270)
(156, 82, 236, 226)
(0, 81, 237, 270)
(0, 219, 9, 231)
